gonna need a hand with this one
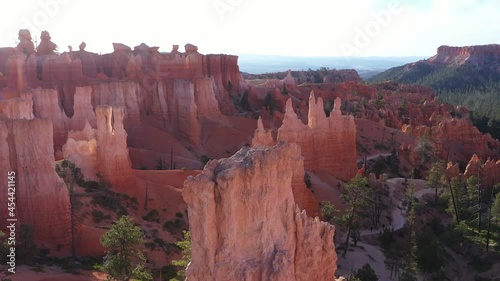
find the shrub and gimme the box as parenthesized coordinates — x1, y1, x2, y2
(91, 209, 111, 223)
(163, 219, 183, 236)
(200, 155, 211, 165)
(354, 263, 378, 281)
(142, 209, 160, 223)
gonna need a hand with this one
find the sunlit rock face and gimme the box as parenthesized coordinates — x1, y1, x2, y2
(0, 119, 71, 254)
(253, 93, 358, 182)
(183, 143, 337, 281)
(95, 106, 135, 193)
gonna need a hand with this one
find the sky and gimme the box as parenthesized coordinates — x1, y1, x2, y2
(0, 0, 499, 57)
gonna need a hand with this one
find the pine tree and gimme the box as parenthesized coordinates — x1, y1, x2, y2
(341, 174, 371, 258)
(100, 216, 152, 281)
(170, 230, 192, 280)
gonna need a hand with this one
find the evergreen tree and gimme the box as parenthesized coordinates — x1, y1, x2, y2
(100, 216, 152, 281)
(426, 161, 446, 203)
(341, 174, 371, 258)
(170, 230, 192, 280)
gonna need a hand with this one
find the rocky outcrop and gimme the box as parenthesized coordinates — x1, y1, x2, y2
(0, 119, 71, 253)
(63, 120, 98, 181)
(31, 88, 68, 150)
(183, 143, 336, 281)
(463, 154, 500, 188)
(0, 92, 34, 119)
(71, 86, 97, 130)
(193, 77, 222, 118)
(251, 117, 274, 147)
(16, 29, 35, 55)
(445, 162, 460, 180)
(95, 106, 135, 193)
(429, 44, 500, 66)
(92, 81, 141, 127)
(150, 80, 201, 144)
(254, 93, 357, 182)
(403, 118, 500, 161)
(37, 31, 58, 56)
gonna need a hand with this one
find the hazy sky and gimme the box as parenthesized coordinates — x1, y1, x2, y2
(0, 0, 498, 57)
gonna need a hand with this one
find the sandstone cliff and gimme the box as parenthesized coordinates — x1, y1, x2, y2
(429, 44, 500, 66)
(253, 93, 357, 182)
(95, 106, 135, 193)
(183, 143, 336, 281)
(0, 119, 71, 253)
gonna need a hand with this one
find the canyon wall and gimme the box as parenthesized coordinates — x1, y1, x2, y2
(0, 119, 71, 253)
(429, 44, 500, 65)
(183, 143, 336, 281)
(95, 106, 135, 193)
(253, 93, 357, 182)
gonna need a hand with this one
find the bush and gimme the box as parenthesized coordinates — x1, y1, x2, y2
(142, 209, 160, 223)
(144, 242, 156, 251)
(163, 219, 183, 236)
(91, 209, 111, 223)
(160, 265, 179, 281)
(354, 263, 378, 281)
(200, 155, 211, 165)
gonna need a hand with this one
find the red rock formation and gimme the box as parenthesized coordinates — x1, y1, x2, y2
(15, 29, 35, 55)
(92, 81, 141, 127)
(31, 88, 68, 150)
(251, 117, 274, 147)
(480, 159, 500, 188)
(403, 118, 500, 161)
(429, 44, 500, 65)
(463, 155, 500, 188)
(445, 162, 460, 180)
(273, 94, 357, 181)
(63, 120, 98, 181)
(0, 92, 34, 119)
(149, 80, 201, 145)
(183, 143, 336, 281)
(464, 154, 481, 178)
(193, 77, 222, 118)
(37, 31, 58, 56)
(71, 86, 97, 130)
(0, 119, 71, 253)
(5, 52, 27, 92)
(95, 106, 135, 193)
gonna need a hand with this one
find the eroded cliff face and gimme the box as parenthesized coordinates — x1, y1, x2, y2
(463, 154, 500, 188)
(402, 118, 500, 161)
(0, 119, 71, 253)
(31, 88, 68, 151)
(183, 143, 336, 281)
(96, 106, 135, 193)
(429, 44, 500, 65)
(0, 92, 34, 119)
(253, 93, 357, 182)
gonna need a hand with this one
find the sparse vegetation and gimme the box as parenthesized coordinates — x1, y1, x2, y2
(200, 155, 211, 165)
(91, 209, 111, 223)
(169, 230, 191, 280)
(99, 216, 152, 281)
(142, 209, 161, 223)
